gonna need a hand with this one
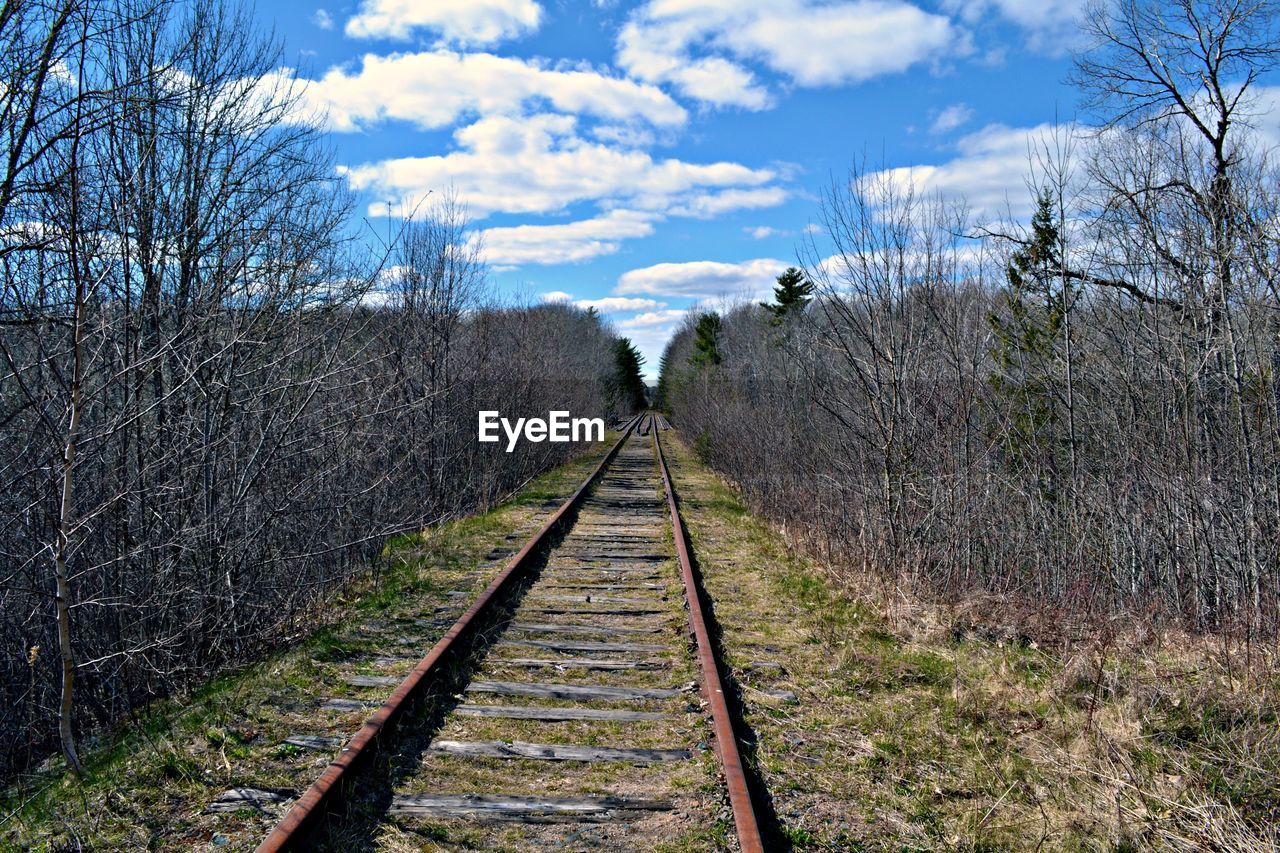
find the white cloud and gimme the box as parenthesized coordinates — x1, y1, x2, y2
(943, 0, 1090, 51)
(616, 258, 788, 299)
(665, 187, 790, 218)
(617, 25, 770, 109)
(478, 209, 656, 265)
(578, 296, 665, 312)
(538, 292, 666, 312)
(868, 95, 1280, 230)
(930, 103, 973, 134)
(1246, 85, 1280, 149)
(618, 0, 958, 107)
(619, 308, 687, 327)
(872, 123, 1063, 220)
(286, 51, 685, 132)
(947, 0, 1083, 31)
(346, 0, 542, 44)
(746, 225, 788, 239)
(341, 113, 780, 219)
(312, 8, 334, 29)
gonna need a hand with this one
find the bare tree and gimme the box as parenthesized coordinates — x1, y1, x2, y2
(659, 0, 1280, 640)
(0, 0, 628, 782)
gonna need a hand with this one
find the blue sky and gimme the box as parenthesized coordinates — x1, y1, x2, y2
(254, 0, 1119, 376)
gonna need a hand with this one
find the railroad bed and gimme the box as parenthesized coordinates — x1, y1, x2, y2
(249, 417, 764, 851)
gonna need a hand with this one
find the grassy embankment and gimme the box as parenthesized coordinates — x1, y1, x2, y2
(663, 432, 1280, 851)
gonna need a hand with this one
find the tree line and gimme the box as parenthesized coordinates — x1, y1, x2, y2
(0, 0, 640, 780)
(659, 0, 1280, 641)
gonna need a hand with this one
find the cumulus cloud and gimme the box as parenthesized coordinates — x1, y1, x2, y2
(616, 258, 789, 299)
(930, 103, 973, 134)
(665, 187, 790, 218)
(617, 31, 770, 110)
(869, 95, 1280, 229)
(340, 113, 781, 219)
(538, 292, 666, 312)
(618, 0, 958, 107)
(619, 308, 687, 327)
(746, 225, 788, 239)
(286, 51, 685, 133)
(346, 0, 542, 44)
(871, 123, 1065, 220)
(478, 209, 657, 265)
(312, 8, 334, 30)
(584, 297, 664, 312)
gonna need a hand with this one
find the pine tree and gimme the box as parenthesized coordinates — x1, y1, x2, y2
(611, 337, 647, 413)
(690, 312, 723, 367)
(654, 348, 672, 413)
(988, 190, 1074, 496)
(761, 267, 814, 325)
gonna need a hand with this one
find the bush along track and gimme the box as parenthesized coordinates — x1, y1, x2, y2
(0, 431, 627, 850)
(660, 429, 1280, 850)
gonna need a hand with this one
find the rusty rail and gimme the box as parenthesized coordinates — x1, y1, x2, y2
(256, 415, 642, 852)
(652, 415, 765, 853)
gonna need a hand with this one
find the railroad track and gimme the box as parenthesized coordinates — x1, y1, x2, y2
(251, 415, 764, 851)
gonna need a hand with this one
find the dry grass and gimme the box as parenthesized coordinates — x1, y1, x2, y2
(662, 431, 1280, 851)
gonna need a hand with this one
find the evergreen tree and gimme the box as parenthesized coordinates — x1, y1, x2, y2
(988, 190, 1074, 494)
(654, 348, 672, 413)
(690, 312, 723, 367)
(611, 337, 647, 413)
(761, 267, 814, 325)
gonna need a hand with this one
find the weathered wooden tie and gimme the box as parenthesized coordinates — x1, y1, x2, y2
(321, 698, 372, 712)
(388, 793, 671, 822)
(455, 703, 669, 721)
(466, 679, 684, 701)
(501, 637, 665, 654)
(428, 740, 691, 763)
(491, 657, 665, 670)
(209, 788, 291, 814)
(283, 735, 344, 751)
(507, 620, 662, 635)
(342, 673, 401, 688)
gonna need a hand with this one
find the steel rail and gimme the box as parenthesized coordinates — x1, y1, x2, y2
(652, 415, 765, 853)
(256, 415, 643, 852)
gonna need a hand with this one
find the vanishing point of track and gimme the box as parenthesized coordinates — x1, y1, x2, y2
(254, 415, 765, 851)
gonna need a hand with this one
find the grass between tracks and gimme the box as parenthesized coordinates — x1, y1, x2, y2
(661, 431, 1280, 851)
(0, 438, 619, 851)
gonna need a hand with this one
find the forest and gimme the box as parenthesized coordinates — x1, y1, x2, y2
(659, 1, 1280, 642)
(0, 0, 647, 781)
